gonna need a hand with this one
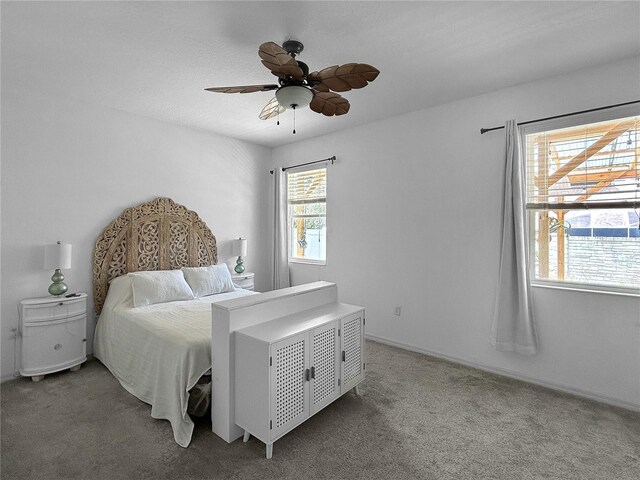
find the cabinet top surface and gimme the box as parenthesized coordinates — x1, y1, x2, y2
(236, 302, 363, 343)
(214, 281, 335, 312)
(20, 293, 87, 306)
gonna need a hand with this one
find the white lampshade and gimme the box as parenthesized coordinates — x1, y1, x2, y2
(232, 238, 248, 257)
(44, 243, 72, 270)
(275, 86, 313, 109)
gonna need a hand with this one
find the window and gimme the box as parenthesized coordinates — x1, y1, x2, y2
(287, 167, 327, 264)
(524, 109, 639, 292)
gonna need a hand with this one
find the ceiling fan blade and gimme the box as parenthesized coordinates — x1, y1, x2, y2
(309, 63, 380, 93)
(259, 97, 285, 120)
(205, 84, 278, 94)
(310, 91, 350, 117)
(309, 79, 330, 92)
(258, 42, 304, 80)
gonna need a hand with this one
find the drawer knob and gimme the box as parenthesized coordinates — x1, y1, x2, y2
(58, 302, 64, 306)
(54, 344, 62, 350)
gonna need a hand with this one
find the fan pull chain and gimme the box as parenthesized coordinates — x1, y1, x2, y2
(292, 105, 297, 134)
(277, 109, 280, 126)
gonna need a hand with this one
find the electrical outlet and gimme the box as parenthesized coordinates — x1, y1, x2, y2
(394, 305, 401, 316)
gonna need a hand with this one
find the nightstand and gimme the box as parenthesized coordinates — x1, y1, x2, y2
(19, 293, 87, 382)
(231, 272, 255, 291)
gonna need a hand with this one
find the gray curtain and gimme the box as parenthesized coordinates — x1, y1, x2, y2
(272, 168, 290, 289)
(491, 120, 538, 355)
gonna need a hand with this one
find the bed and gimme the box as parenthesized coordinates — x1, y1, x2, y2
(92, 197, 255, 447)
(93, 197, 348, 451)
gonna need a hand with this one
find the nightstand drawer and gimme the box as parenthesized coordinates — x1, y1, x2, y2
(235, 277, 254, 289)
(21, 297, 86, 323)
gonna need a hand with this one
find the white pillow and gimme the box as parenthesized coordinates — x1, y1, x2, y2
(102, 274, 134, 311)
(182, 264, 235, 297)
(129, 270, 195, 307)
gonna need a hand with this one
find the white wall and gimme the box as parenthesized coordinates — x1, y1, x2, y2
(272, 56, 640, 410)
(1, 86, 272, 381)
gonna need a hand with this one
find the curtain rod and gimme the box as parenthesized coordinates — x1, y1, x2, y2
(480, 100, 640, 135)
(270, 156, 336, 174)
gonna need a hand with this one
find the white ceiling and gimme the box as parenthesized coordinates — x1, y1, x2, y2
(2, 1, 639, 148)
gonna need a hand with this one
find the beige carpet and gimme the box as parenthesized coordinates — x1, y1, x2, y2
(2, 340, 638, 479)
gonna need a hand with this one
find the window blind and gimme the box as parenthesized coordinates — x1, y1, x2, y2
(525, 115, 640, 210)
(287, 168, 327, 205)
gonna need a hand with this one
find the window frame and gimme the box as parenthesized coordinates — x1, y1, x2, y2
(521, 104, 640, 296)
(286, 164, 328, 266)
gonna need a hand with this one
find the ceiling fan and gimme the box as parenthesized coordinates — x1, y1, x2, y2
(205, 40, 380, 132)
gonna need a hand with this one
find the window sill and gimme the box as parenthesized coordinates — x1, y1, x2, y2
(289, 258, 326, 266)
(532, 281, 640, 298)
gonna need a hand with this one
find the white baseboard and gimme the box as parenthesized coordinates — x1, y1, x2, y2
(1, 373, 20, 383)
(366, 333, 640, 413)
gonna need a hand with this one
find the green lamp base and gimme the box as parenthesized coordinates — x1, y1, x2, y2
(234, 256, 245, 274)
(48, 269, 68, 296)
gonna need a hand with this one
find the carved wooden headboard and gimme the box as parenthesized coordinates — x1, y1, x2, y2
(93, 197, 218, 314)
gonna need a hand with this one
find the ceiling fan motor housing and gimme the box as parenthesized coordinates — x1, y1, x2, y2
(296, 60, 310, 78)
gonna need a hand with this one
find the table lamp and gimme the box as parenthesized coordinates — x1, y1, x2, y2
(232, 237, 248, 274)
(44, 241, 72, 296)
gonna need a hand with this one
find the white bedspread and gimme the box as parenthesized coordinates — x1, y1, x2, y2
(93, 275, 256, 447)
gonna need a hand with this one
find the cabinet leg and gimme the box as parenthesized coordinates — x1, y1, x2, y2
(353, 385, 360, 396)
(266, 443, 273, 459)
(243, 431, 250, 443)
(31, 375, 44, 382)
(70, 365, 81, 372)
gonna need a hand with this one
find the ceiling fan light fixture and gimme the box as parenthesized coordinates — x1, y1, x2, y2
(276, 85, 313, 110)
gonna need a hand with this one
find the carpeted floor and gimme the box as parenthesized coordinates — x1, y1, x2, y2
(1, 340, 638, 480)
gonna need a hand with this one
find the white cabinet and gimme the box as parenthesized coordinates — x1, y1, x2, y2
(235, 303, 365, 458)
(19, 293, 87, 382)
